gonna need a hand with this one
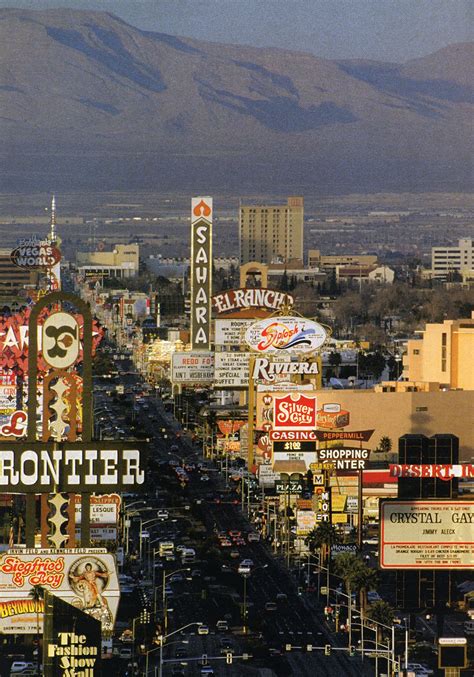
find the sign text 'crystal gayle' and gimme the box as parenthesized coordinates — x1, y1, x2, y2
(273, 393, 317, 431)
(0, 442, 146, 492)
(191, 197, 212, 349)
(245, 316, 327, 354)
(380, 501, 474, 569)
(252, 357, 319, 382)
(213, 288, 293, 315)
(389, 464, 474, 481)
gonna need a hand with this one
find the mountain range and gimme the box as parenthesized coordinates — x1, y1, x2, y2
(1, 8, 473, 193)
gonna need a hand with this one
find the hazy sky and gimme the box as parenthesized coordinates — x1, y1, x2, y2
(1, 0, 472, 62)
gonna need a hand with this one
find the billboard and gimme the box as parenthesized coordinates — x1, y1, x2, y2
(244, 316, 327, 355)
(389, 464, 474, 480)
(75, 494, 121, 524)
(191, 197, 212, 350)
(214, 352, 250, 388)
(273, 393, 317, 431)
(296, 510, 316, 536)
(252, 356, 319, 383)
(0, 548, 119, 634)
(11, 238, 61, 270)
(256, 391, 318, 431)
(171, 351, 214, 384)
(0, 441, 146, 492)
(213, 288, 293, 315)
(43, 591, 102, 677)
(214, 319, 253, 346)
(380, 501, 474, 569)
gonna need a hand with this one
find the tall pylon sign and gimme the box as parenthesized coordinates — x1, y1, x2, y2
(191, 197, 213, 350)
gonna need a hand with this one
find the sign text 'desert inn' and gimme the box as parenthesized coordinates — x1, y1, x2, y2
(0, 442, 146, 492)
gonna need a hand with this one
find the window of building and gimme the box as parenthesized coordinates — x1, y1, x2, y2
(416, 407, 428, 412)
(441, 332, 447, 372)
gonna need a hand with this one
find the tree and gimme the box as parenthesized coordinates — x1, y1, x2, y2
(305, 522, 341, 564)
(328, 351, 342, 377)
(367, 600, 395, 638)
(376, 436, 392, 454)
(29, 585, 44, 676)
(334, 554, 378, 614)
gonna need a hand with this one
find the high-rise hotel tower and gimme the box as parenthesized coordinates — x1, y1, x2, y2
(239, 197, 303, 265)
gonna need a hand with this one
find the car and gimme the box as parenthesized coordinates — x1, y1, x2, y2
(276, 592, 288, 602)
(221, 564, 233, 573)
(219, 539, 232, 547)
(238, 564, 251, 575)
(265, 601, 277, 611)
(229, 530, 241, 539)
(119, 647, 132, 660)
(367, 591, 382, 603)
(197, 624, 209, 635)
(229, 549, 240, 559)
(240, 558, 254, 567)
(406, 664, 433, 676)
(200, 667, 214, 676)
(219, 640, 235, 655)
(10, 663, 35, 674)
(200, 474, 210, 482)
(216, 620, 229, 632)
(157, 510, 169, 519)
(247, 532, 260, 542)
(169, 573, 185, 583)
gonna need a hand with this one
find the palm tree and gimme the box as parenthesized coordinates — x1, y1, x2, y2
(367, 600, 395, 636)
(29, 585, 44, 677)
(305, 522, 341, 564)
(334, 553, 378, 614)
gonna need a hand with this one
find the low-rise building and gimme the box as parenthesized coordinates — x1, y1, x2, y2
(76, 244, 139, 278)
(404, 315, 474, 390)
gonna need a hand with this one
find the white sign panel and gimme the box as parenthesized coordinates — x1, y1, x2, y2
(75, 494, 121, 525)
(215, 319, 253, 346)
(214, 352, 250, 388)
(258, 464, 280, 487)
(0, 548, 119, 634)
(245, 316, 327, 355)
(171, 351, 214, 383)
(273, 451, 317, 464)
(297, 510, 317, 536)
(380, 501, 474, 569)
(42, 312, 80, 369)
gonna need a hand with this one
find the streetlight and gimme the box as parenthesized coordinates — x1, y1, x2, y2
(154, 568, 192, 633)
(146, 621, 203, 677)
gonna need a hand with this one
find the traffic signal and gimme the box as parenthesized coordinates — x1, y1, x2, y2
(306, 644, 313, 652)
(285, 644, 292, 652)
(349, 645, 356, 657)
(324, 644, 331, 656)
(201, 654, 207, 665)
(226, 653, 233, 664)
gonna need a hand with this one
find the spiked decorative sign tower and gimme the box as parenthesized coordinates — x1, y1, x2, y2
(190, 197, 212, 350)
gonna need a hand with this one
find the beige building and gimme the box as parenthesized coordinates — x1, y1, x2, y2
(404, 316, 474, 390)
(76, 244, 139, 278)
(257, 387, 474, 461)
(239, 197, 303, 265)
(431, 238, 473, 279)
(308, 249, 378, 269)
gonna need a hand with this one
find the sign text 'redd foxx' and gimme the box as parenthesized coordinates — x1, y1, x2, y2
(191, 197, 212, 350)
(0, 442, 146, 492)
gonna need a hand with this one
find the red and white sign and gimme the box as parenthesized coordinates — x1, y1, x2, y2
(273, 393, 317, 431)
(245, 316, 327, 355)
(389, 464, 474, 481)
(270, 429, 318, 441)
